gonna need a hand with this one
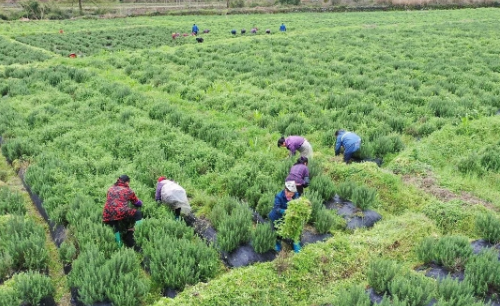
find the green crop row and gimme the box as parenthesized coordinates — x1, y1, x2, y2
(15, 26, 196, 56)
(0, 36, 51, 65)
(0, 183, 55, 305)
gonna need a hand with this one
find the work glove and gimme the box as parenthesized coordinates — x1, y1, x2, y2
(279, 209, 286, 215)
(134, 200, 143, 207)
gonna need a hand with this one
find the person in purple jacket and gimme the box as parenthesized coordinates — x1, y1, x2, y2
(277, 135, 313, 159)
(285, 156, 310, 196)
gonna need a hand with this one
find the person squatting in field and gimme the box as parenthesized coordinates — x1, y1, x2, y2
(278, 135, 313, 159)
(280, 23, 286, 32)
(335, 129, 362, 164)
(155, 176, 192, 220)
(286, 156, 310, 196)
(268, 181, 301, 253)
(103, 175, 143, 247)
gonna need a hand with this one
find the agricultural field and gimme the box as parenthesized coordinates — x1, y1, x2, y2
(1, 8, 500, 306)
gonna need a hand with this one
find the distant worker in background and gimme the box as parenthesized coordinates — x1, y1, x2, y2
(231, 29, 237, 35)
(172, 32, 180, 40)
(266, 29, 271, 34)
(103, 175, 143, 247)
(286, 156, 310, 196)
(268, 181, 301, 253)
(278, 135, 313, 159)
(335, 129, 362, 164)
(155, 176, 192, 220)
(280, 23, 286, 32)
(192, 24, 199, 35)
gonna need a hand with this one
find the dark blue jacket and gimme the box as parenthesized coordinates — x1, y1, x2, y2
(335, 131, 361, 155)
(268, 190, 300, 223)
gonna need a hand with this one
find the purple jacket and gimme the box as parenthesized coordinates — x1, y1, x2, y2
(285, 136, 305, 156)
(155, 180, 168, 201)
(285, 164, 309, 185)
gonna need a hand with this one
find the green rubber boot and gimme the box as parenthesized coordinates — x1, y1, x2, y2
(134, 219, 143, 228)
(114, 232, 122, 248)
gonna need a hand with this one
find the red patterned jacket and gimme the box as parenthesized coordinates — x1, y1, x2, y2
(102, 182, 139, 222)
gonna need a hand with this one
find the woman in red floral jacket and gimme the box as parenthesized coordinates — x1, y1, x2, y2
(103, 175, 143, 247)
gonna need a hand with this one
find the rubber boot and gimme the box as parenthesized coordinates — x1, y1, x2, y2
(174, 208, 181, 221)
(275, 240, 282, 252)
(114, 232, 123, 248)
(293, 242, 301, 253)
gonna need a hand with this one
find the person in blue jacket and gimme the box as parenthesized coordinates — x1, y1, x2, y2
(279, 23, 286, 32)
(192, 24, 199, 35)
(268, 181, 301, 253)
(335, 129, 362, 164)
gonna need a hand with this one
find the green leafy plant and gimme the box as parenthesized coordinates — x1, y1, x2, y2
(0, 251, 13, 281)
(307, 190, 323, 223)
(352, 185, 377, 211)
(337, 181, 356, 200)
(332, 284, 371, 306)
(217, 207, 253, 252)
(70, 247, 149, 305)
(389, 273, 435, 306)
(0, 287, 18, 306)
(378, 295, 408, 306)
(416, 236, 472, 272)
(464, 248, 500, 296)
(434, 236, 473, 272)
(436, 276, 476, 306)
(308, 175, 336, 202)
(367, 258, 400, 294)
(0, 186, 26, 215)
(415, 237, 437, 265)
(475, 213, 500, 244)
(276, 197, 312, 243)
(256, 192, 274, 218)
(252, 223, 276, 254)
(0, 216, 48, 272)
(14, 271, 55, 306)
(314, 208, 336, 234)
(59, 240, 77, 265)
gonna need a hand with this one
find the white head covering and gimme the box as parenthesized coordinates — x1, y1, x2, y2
(285, 181, 297, 193)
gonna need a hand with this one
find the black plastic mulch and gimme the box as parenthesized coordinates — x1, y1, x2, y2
(20, 296, 58, 306)
(221, 243, 277, 268)
(18, 171, 67, 247)
(416, 262, 465, 281)
(471, 239, 500, 258)
(70, 288, 112, 306)
(325, 196, 382, 230)
(366, 288, 437, 305)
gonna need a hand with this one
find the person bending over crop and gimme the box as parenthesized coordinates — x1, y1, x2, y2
(268, 181, 301, 253)
(279, 23, 286, 32)
(103, 175, 143, 247)
(155, 176, 192, 220)
(335, 129, 362, 164)
(278, 135, 313, 159)
(192, 24, 199, 35)
(286, 156, 310, 196)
